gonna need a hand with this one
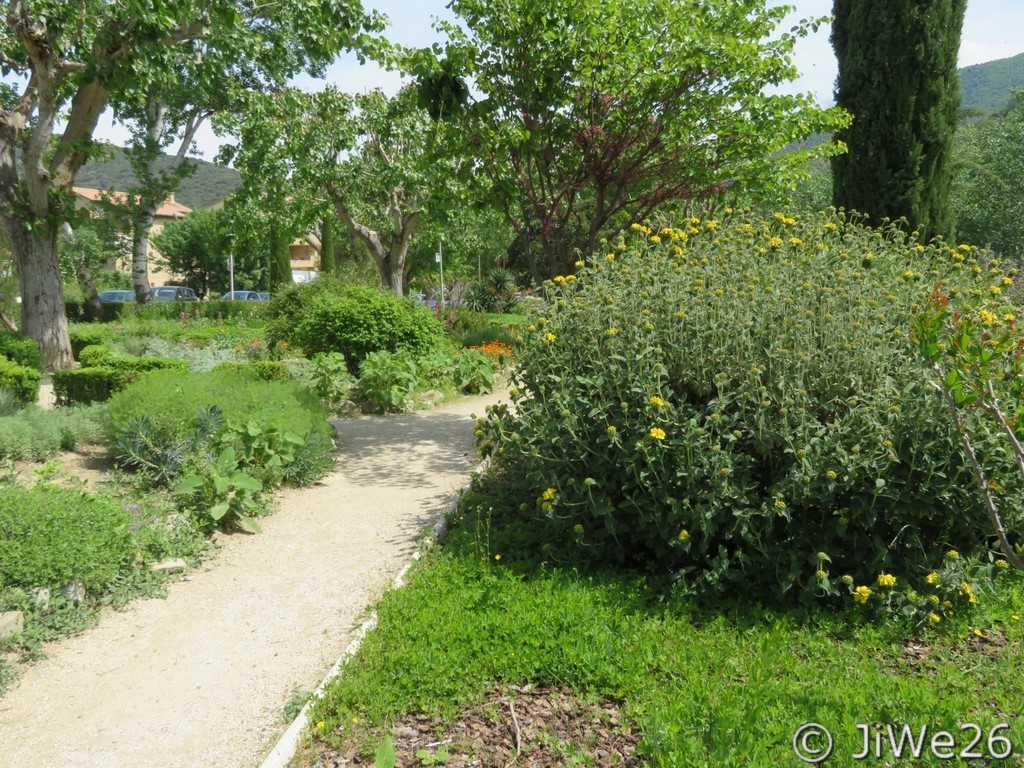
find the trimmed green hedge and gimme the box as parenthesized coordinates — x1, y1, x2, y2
(52, 367, 131, 406)
(0, 330, 42, 371)
(53, 353, 188, 406)
(0, 357, 42, 404)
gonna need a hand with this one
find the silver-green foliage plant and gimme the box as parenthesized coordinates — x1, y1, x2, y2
(479, 210, 1021, 605)
(0, 404, 107, 461)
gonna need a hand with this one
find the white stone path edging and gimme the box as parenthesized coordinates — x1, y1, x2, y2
(258, 457, 491, 768)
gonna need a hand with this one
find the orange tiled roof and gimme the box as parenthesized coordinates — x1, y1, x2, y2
(73, 187, 192, 218)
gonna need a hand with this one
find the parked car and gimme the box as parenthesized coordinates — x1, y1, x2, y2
(220, 290, 264, 301)
(257, 292, 270, 301)
(150, 285, 198, 301)
(98, 289, 135, 303)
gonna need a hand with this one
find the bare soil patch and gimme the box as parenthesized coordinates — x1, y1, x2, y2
(311, 684, 641, 767)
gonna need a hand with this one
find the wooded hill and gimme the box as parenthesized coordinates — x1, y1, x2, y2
(75, 146, 242, 211)
(961, 51, 1024, 114)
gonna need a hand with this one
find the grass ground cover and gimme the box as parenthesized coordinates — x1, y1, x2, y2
(304, 502, 1024, 767)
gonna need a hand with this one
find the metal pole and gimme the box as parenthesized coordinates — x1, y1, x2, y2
(436, 239, 444, 309)
(226, 232, 235, 298)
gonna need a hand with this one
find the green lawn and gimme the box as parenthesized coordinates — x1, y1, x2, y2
(308, 499, 1024, 767)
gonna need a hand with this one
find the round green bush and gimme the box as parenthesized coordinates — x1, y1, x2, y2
(481, 211, 1022, 604)
(0, 357, 42, 404)
(269, 279, 445, 370)
(0, 330, 42, 371)
(0, 485, 133, 591)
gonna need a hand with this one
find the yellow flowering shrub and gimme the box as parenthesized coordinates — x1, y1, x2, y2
(478, 210, 1020, 605)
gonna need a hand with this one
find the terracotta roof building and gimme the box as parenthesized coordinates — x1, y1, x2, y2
(73, 187, 192, 285)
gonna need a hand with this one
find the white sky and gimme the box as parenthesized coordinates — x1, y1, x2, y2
(88, 0, 1024, 161)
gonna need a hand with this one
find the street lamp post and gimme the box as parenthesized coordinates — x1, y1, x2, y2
(436, 239, 444, 309)
(226, 232, 235, 298)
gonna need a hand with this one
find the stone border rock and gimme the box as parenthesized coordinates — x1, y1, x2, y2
(258, 458, 490, 768)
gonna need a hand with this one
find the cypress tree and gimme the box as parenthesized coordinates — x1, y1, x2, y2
(831, 0, 966, 240)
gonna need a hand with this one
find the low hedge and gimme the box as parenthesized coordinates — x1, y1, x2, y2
(53, 354, 187, 406)
(52, 367, 132, 406)
(0, 357, 42, 404)
(0, 330, 42, 371)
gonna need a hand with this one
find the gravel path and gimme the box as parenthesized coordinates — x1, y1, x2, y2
(0, 392, 505, 768)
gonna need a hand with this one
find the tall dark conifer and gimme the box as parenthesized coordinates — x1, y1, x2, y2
(831, 0, 966, 240)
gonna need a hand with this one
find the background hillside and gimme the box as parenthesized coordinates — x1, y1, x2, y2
(961, 51, 1024, 114)
(75, 146, 242, 210)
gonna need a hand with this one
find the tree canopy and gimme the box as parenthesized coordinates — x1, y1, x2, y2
(0, 0, 379, 367)
(419, 0, 848, 280)
(953, 90, 1024, 258)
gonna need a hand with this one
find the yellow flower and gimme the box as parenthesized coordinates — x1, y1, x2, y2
(649, 427, 666, 440)
(816, 570, 827, 579)
(541, 487, 556, 501)
(574, 260, 585, 268)
(960, 581, 975, 602)
(677, 529, 690, 542)
(768, 237, 783, 248)
(605, 253, 616, 261)
(774, 499, 787, 510)
(606, 327, 619, 336)
(494, 554, 502, 561)
(316, 721, 326, 728)
(1002, 276, 1013, 285)
(853, 585, 872, 604)
(928, 612, 941, 625)
(996, 559, 1009, 569)
(542, 332, 556, 343)
(606, 425, 617, 436)
(989, 285, 1002, 296)
(947, 549, 960, 560)
(925, 572, 940, 585)
(650, 235, 661, 244)
(978, 310, 998, 327)
(553, 275, 566, 285)
(877, 573, 896, 588)
(826, 470, 837, 480)
(649, 395, 666, 407)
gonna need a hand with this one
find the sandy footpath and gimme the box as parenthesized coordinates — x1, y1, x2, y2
(0, 392, 505, 768)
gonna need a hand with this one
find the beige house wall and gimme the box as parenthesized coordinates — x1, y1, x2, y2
(73, 188, 192, 286)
